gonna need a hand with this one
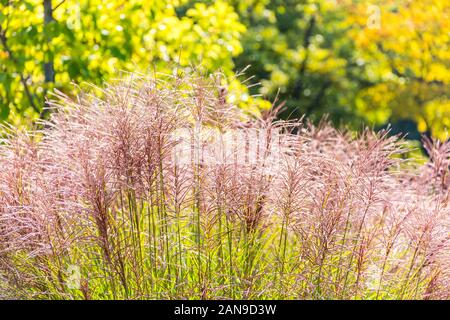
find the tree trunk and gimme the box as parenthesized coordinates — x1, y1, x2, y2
(43, 0, 55, 83)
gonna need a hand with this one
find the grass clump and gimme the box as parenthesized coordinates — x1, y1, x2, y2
(0, 71, 448, 300)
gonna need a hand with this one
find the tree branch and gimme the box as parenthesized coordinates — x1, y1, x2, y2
(54, 0, 66, 11)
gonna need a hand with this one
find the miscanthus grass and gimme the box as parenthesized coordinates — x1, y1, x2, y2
(0, 71, 448, 300)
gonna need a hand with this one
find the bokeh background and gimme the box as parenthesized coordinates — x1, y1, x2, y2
(0, 0, 449, 142)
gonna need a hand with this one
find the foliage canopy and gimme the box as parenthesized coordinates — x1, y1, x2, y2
(0, 0, 449, 139)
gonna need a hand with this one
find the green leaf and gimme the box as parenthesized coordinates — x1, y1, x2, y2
(24, 1, 35, 11)
(0, 103, 10, 120)
(67, 59, 80, 78)
(44, 21, 60, 39)
(109, 46, 126, 60)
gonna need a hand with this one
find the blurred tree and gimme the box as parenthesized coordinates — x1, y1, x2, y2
(228, 0, 449, 138)
(0, 0, 267, 126)
(1, 0, 449, 140)
(343, 0, 450, 140)
(229, 0, 369, 125)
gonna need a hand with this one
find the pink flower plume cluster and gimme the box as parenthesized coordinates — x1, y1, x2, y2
(0, 72, 448, 299)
